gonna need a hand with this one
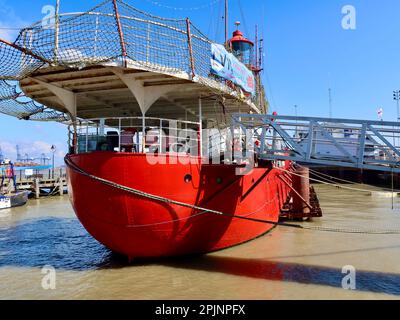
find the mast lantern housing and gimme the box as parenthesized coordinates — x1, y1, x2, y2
(229, 22, 255, 68)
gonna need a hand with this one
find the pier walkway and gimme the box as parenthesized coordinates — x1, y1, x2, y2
(232, 114, 400, 173)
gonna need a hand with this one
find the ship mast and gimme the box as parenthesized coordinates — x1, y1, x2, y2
(54, 0, 60, 62)
(225, 0, 228, 46)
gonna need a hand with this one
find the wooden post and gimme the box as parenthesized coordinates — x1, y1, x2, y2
(34, 178, 40, 199)
(186, 18, 195, 79)
(112, 0, 128, 68)
(0, 38, 49, 64)
(58, 178, 63, 196)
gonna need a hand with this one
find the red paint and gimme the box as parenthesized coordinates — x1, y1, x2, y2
(229, 30, 254, 46)
(66, 153, 292, 259)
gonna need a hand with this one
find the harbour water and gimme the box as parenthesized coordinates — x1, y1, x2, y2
(0, 184, 400, 300)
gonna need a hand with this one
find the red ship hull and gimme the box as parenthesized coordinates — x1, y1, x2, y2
(66, 153, 292, 259)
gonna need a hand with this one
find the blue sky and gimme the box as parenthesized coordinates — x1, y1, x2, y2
(0, 0, 399, 164)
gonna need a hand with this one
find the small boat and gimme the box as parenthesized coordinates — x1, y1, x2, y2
(0, 191, 29, 210)
(0, 161, 29, 210)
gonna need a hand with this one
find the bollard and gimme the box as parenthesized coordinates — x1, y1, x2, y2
(292, 166, 311, 216)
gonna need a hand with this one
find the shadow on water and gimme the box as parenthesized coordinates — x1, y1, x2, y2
(158, 255, 400, 297)
(1, 217, 400, 296)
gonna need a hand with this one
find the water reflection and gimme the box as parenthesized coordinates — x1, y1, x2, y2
(0, 218, 119, 271)
(1, 216, 400, 296)
(0, 185, 400, 299)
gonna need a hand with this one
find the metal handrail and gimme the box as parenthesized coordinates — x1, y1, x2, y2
(71, 116, 201, 155)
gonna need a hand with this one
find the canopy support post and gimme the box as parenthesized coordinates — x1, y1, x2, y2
(199, 96, 203, 159)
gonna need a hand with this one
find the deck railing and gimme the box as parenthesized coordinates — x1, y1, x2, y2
(70, 117, 202, 156)
(69, 116, 258, 167)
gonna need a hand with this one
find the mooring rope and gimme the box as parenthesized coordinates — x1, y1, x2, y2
(309, 168, 360, 185)
(307, 166, 400, 193)
(64, 156, 400, 235)
(276, 166, 400, 195)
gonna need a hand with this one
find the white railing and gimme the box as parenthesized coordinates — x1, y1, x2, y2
(70, 117, 202, 156)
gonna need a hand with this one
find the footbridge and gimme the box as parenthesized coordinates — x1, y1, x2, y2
(232, 114, 400, 173)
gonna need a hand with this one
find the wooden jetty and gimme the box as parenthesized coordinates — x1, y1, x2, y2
(2, 170, 68, 199)
(19, 177, 67, 198)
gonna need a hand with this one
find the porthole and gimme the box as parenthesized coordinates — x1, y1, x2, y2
(184, 174, 192, 183)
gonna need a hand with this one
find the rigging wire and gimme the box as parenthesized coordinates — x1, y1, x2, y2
(143, 0, 222, 11)
(206, 0, 215, 39)
(237, 0, 249, 39)
(257, 4, 277, 113)
(214, 0, 224, 43)
(307, 166, 400, 193)
(65, 156, 400, 235)
(0, 27, 24, 30)
(276, 166, 400, 195)
(263, 71, 277, 111)
(308, 167, 360, 185)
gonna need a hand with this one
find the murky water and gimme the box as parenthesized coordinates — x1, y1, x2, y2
(1, 185, 400, 300)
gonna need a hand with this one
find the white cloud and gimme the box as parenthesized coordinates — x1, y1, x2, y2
(0, 26, 15, 41)
(0, 140, 67, 165)
(0, 141, 16, 156)
(0, 3, 66, 165)
(0, 0, 31, 41)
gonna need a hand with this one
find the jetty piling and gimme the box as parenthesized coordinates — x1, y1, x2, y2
(2, 168, 68, 198)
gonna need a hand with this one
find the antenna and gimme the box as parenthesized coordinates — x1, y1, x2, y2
(260, 3, 265, 71)
(235, 21, 241, 30)
(224, 0, 229, 45)
(328, 88, 333, 118)
(258, 38, 264, 71)
(255, 25, 258, 69)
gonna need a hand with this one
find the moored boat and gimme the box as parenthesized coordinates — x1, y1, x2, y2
(0, 191, 30, 210)
(0, 0, 297, 259)
(1, 161, 29, 210)
(66, 151, 292, 258)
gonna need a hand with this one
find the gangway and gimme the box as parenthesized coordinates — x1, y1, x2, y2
(232, 114, 400, 173)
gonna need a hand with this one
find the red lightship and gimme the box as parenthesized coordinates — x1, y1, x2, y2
(0, 0, 311, 259)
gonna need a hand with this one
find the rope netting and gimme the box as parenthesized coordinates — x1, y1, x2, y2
(17, 0, 124, 68)
(118, 0, 195, 75)
(0, 0, 255, 122)
(0, 98, 68, 122)
(0, 81, 19, 100)
(7, 0, 215, 76)
(0, 40, 46, 80)
(0, 81, 68, 122)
